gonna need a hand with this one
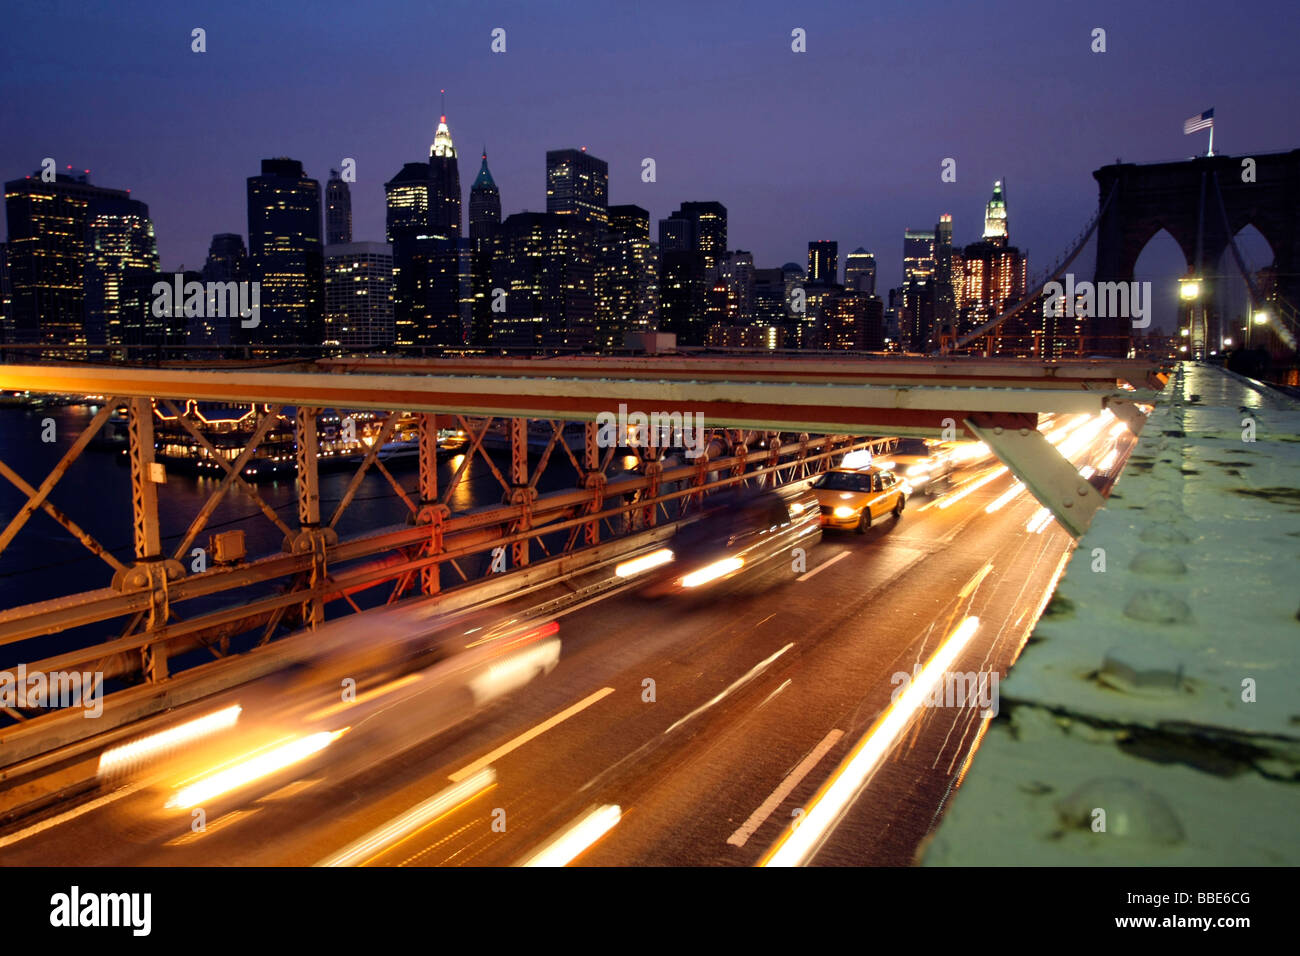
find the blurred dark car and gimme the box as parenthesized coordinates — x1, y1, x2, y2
(637, 488, 821, 596)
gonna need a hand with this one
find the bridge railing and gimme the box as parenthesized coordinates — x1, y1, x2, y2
(0, 393, 891, 735)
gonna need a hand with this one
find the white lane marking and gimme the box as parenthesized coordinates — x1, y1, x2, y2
(726, 728, 844, 848)
(448, 687, 614, 782)
(797, 551, 849, 582)
(662, 643, 794, 736)
(0, 781, 146, 851)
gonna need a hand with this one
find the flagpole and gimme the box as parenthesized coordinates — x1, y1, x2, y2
(1208, 122, 1214, 157)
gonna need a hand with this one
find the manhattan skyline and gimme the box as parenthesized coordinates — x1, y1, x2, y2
(4, 0, 1296, 333)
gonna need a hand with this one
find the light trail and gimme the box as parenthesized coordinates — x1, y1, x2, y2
(315, 769, 497, 866)
(166, 729, 348, 810)
(519, 804, 622, 866)
(97, 705, 242, 777)
(760, 616, 982, 867)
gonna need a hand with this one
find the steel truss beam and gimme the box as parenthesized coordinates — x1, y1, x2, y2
(0, 363, 1160, 440)
(963, 413, 1106, 537)
(0, 429, 871, 678)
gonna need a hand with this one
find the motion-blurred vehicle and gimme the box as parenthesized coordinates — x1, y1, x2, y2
(634, 489, 821, 596)
(812, 466, 907, 533)
(98, 601, 560, 815)
(876, 438, 954, 492)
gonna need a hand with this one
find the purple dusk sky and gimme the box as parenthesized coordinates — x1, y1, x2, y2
(3, 0, 1296, 332)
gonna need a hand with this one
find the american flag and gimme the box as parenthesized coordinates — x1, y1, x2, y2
(1184, 109, 1214, 134)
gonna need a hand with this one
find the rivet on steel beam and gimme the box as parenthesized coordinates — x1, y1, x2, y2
(993, 426, 1004, 435)
(1019, 428, 1029, 436)
(1128, 550, 1188, 576)
(1077, 486, 1090, 497)
(1123, 589, 1192, 625)
(1062, 497, 1074, 508)
(1056, 779, 1184, 845)
(1099, 645, 1185, 694)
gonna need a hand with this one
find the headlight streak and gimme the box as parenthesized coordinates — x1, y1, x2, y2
(165, 729, 348, 810)
(984, 480, 1025, 514)
(1025, 506, 1054, 534)
(519, 804, 623, 867)
(935, 465, 1008, 510)
(615, 548, 674, 578)
(832, 505, 856, 518)
(97, 705, 242, 777)
(759, 616, 982, 867)
(680, 556, 744, 588)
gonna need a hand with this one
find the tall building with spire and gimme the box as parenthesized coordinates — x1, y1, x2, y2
(428, 102, 462, 238)
(383, 101, 464, 347)
(983, 179, 1008, 246)
(469, 151, 501, 346)
(962, 180, 1026, 342)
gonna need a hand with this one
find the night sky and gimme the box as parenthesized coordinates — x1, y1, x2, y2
(3, 0, 1296, 332)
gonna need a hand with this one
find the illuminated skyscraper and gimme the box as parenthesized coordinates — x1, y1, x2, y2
(807, 241, 838, 286)
(983, 179, 1008, 246)
(720, 250, 754, 324)
(961, 181, 1027, 340)
(819, 291, 884, 351)
(84, 195, 159, 346)
(492, 212, 595, 350)
(933, 214, 957, 342)
(661, 202, 726, 273)
(595, 204, 658, 350)
(384, 107, 464, 348)
(246, 158, 324, 347)
(468, 151, 502, 346)
(4, 169, 148, 345)
(429, 110, 462, 237)
(903, 229, 935, 281)
(325, 169, 353, 245)
(751, 267, 788, 329)
(657, 201, 726, 344)
(546, 148, 608, 229)
(324, 242, 394, 349)
(844, 248, 876, 295)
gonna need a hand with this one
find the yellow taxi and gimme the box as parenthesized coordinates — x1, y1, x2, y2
(811, 466, 908, 533)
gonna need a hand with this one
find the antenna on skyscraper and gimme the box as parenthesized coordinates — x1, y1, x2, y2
(440, 88, 446, 119)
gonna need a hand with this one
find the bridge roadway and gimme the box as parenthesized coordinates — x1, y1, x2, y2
(0, 431, 1126, 866)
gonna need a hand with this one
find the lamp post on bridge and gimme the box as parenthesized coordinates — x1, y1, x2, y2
(1179, 275, 1205, 359)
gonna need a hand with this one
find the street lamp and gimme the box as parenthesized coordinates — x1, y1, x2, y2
(1253, 311, 1268, 325)
(1179, 327, 1189, 337)
(1179, 279, 1200, 300)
